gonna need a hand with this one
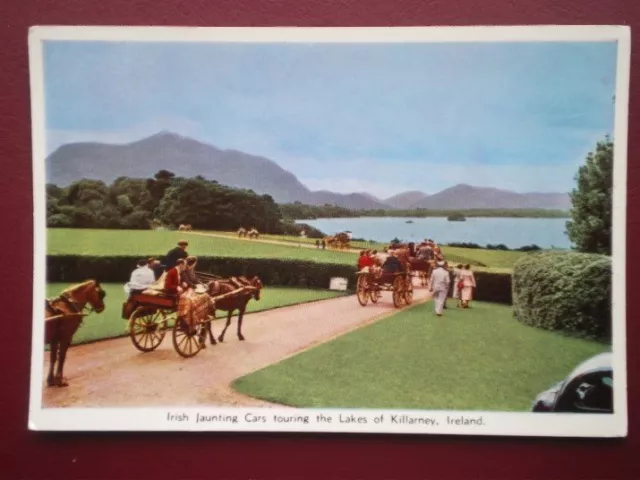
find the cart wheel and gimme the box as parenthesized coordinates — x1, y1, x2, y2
(370, 287, 381, 303)
(356, 275, 369, 306)
(404, 277, 414, 305)
(129, 308, 167, 352)
(172, 317, 203, 358)
(392, 276, 404, 308)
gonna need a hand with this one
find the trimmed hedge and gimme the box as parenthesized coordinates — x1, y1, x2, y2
(47, 255, 358, 291)
(512, 251, 611, 340)
(474, 271, 513, 305)
(448, 270, 512, 305)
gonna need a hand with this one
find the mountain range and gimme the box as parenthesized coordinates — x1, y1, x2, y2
(45, 131, 571, 211)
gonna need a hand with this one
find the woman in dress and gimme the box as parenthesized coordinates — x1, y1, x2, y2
(459, 264, 477, 308)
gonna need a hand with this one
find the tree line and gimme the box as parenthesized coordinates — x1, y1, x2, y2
(46, 170, 293, 234)
(279, 202, 571, 220)
(45, 132, 613, 257)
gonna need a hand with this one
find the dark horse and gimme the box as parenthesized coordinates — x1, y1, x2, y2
(44, 280, 106, 387)
(204, 276, 263, 344)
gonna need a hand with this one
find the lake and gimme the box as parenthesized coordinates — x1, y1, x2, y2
(297, 217, 572, 250)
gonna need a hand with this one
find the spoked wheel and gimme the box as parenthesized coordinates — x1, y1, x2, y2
(404, 276, 414, 305)
(392, 276, 405, 308)
(129, 307, 168, 352)
(370, 287, 381, 303)
(356, 275, 369, 306)
(172, 317, 203, 358)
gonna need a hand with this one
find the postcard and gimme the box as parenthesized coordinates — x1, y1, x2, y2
(29, 25, 629, 436)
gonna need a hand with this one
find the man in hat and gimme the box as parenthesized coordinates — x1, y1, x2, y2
(147, 257, 164, 280)
(163, 240, 189, 270)
(429, 260, 450, 317)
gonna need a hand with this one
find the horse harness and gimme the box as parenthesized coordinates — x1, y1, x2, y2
(45, 286, 103, 321)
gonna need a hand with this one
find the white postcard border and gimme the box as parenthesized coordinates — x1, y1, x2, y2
(28, 25, 630, 436)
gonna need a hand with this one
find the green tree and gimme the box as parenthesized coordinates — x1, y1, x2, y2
(566, 137, 613, 255)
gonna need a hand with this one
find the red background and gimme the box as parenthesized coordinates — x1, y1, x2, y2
(0, 1, 637, 478)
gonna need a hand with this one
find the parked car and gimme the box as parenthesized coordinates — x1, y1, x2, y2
(532, 352, 613, 413)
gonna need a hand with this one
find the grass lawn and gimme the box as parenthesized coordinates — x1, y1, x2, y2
(232, 301, 609, 411)
(204, 230, 528, 270)
(46, 283, 347, 345)
(47, 228, 529, 271)
(47, 229, 355, 266)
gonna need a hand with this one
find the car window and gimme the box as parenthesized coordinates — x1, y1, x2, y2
(555, 372, 613, 413)
(574, 375, 613, 413)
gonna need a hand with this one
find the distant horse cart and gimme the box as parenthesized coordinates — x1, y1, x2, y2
(45, 280, 107, 387)
(122, 272, 262, 358)
(324, 231, 350, 249)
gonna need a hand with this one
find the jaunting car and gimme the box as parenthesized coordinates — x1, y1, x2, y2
(532, 352, 613, 413)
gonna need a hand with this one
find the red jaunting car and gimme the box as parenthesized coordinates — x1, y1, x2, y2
(532, 352, 613, 413)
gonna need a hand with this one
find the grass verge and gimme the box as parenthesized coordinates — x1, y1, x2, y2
(232, 301, 609, 411)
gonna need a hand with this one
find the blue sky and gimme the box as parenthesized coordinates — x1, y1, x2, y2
(43, 40, 618, 197)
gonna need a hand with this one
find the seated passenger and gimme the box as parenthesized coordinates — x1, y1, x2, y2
(181, 256, 200, 289)
(124, 259, 156, 297)
(382, 253, 403, 275)
(147, 257, 165, 280)
(357, 251, 375, 270)
(164, 259, 188, 296)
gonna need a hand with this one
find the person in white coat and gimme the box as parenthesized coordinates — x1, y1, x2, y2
(429, 261, 451, 316)
(124, 259, 156, 296)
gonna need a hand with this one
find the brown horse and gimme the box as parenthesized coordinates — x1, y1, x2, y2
(204, 276, 263, 343)
(44, 280, 106, 387)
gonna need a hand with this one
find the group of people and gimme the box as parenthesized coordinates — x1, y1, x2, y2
(429, 261, 476, 317)
(124, 239, 203, 298)
(355, 238, 477, 317)
(357, 248, 404, 277)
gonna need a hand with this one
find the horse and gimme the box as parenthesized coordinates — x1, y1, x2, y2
(203, 276, 263, 343)
(178, 224, 187, 231)
(237, 227, 247, 238)
(247, 228, 259, 239)
(323, 235, 335, 248)
(44, 280, 106, 387)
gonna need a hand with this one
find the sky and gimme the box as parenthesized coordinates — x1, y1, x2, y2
(43, 40, 618, 198)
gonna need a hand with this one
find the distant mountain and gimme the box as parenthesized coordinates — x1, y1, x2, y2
(409, 184, 570, 210)
(46, 132, 570, 211)
(385, 191, 430, 209)
(45, 132, 390, 210)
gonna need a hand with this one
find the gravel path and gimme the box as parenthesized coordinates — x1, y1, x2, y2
(42, 283, 432, 408)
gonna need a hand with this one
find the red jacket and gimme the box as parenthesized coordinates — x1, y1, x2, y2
(358, 255, 374, 270)
(164, 267, 181, 295)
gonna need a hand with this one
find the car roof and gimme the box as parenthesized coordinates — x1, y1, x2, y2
(567, 352, 613, 380)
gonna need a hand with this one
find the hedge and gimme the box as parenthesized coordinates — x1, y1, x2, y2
(448, 270, 512, 305)
(47, 255, 358, 291)
(512, 251, 611, 340)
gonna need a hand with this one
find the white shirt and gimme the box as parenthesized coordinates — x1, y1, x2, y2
(124, 266, 156, 294)
(429, 267, 451, 292)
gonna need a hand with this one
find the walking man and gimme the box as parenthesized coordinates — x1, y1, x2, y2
(429, 261, 450, 317)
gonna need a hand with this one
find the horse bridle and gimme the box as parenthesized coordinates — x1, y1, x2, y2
(58, 284, 105, 314)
